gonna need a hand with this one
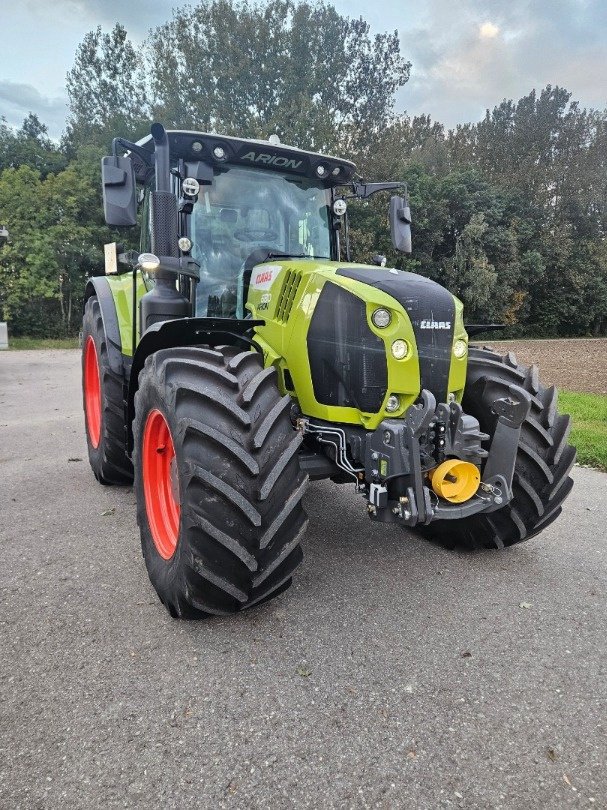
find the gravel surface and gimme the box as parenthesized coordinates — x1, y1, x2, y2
(1, 349, 606, 809)
(474, 338, 607, 395)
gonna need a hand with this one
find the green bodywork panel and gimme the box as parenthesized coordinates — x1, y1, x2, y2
(103, 260, 468, 431)
(246, 260, 468, 431)
(105, 271, 149, 356)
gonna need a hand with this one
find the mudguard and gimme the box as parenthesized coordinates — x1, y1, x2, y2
(125, 316, 264, 452)
(84, 277, 126, 380)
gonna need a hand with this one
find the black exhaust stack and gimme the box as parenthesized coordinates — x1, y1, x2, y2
(139, 123, 191, 335)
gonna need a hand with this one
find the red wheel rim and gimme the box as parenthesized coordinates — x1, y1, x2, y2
(84, 336, 101, 449)
(142, 409, 180, 560)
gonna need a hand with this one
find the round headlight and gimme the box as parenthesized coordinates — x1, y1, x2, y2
(316, 164, 327, 177)
(178, 236, 192, 253)
(138, 252, 160, 272)
(371, 308, 391, 328)
(333, 198, 347, 217)
(191, 140, 203, 153)
(391, 339, 409, 359)
(385, 394, 401, 413)
(213, 145, 226, 160)
(454, 339, 468, 358)
(182, 177, 200, 197)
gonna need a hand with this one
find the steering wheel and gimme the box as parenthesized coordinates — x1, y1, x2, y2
(234, 228, 279, 242)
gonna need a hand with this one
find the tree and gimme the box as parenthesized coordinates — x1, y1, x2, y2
(0, 164, 108, 336)
(65, 23, 149, 153)
(442, 213, 497, 320)
(148, 0, 410, 152)
(0, 114, 67, 177)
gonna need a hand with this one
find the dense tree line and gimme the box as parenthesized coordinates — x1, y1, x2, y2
(353, 88, 607, 336)
(0, 0, 605, 338)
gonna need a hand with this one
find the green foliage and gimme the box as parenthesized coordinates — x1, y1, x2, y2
(0, 163, 109, 336)
(348, 96, 607, 336)
(559, 391, 607, 472)
(147, 0, 410, 152)
(65, 23, 149, 153)
(0, 114, 67, 177)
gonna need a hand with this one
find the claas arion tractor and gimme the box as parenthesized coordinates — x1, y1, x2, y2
(82, 123, 575, 618)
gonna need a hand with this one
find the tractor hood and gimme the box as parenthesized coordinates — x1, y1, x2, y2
(335, 266, 457, 403)
(247, 259, 468, 430)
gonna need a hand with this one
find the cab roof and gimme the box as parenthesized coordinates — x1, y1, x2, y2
(133, 129, 357, 187)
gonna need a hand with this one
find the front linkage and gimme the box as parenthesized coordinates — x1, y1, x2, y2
(300, 382, 532, 527)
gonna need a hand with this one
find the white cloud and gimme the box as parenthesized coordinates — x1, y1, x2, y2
(479, 21, 499, 39)
(397, 0, 607, 127)
(0, 81, 68, 139)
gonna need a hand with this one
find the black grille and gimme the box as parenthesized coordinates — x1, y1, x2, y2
(307, 282, 387, 413)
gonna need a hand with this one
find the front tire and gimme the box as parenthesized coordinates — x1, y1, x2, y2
(133, 346, 308, 618)
(81, 296, 133, 485)
(420, 347, 576, 550)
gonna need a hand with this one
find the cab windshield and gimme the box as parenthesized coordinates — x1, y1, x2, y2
(190, 165, 332, 317)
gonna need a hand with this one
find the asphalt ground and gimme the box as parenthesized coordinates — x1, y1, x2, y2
(1, 349, 606, 809)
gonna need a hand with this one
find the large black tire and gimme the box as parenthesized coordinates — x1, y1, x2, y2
(81, 296, 133, 485)
(419, 347, 576, 550)
(133, 346, 308, 618)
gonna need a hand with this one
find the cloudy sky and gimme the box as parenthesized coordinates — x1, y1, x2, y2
(1, 0, 606, 138)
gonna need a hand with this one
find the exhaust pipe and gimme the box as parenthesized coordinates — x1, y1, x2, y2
(139, 123, 190, 334)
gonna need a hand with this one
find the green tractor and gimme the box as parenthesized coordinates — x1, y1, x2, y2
(82, 123, 575, 618)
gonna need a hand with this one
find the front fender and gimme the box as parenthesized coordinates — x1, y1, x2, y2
(125, 316, 264, 453)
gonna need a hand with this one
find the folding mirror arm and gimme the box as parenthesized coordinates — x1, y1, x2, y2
(111, 137, 154, 168)
(336, 180, 407, 201)
(350, 181, 406, 199)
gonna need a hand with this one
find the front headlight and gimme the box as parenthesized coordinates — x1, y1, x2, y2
(391, 339, 409, 359)
(371, 308, 391, 328)
(453, 339, 468, 358)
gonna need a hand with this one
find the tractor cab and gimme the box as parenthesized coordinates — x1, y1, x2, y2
(101, 125, 411, 329)
(131, 130, 356, 319)
(187, 162, 334, 318)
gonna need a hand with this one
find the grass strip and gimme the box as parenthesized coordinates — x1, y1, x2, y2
(559, 391, 607, 472)
(6, 337, 80, 350)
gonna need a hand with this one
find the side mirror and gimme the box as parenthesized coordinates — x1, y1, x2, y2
(389, 195, 412, 253)
(101, 155, 137, 227)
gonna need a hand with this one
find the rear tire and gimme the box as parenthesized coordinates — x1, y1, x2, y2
(81, 296, 133, 485)
(419, 347, 576, 550)
(133, 346, 308, 618)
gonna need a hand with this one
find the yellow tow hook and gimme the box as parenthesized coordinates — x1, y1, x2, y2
(428, 459, 481, 504)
